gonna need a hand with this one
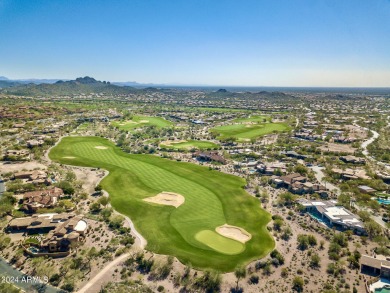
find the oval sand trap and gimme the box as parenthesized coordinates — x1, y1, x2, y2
(95, 146, 108, 150)
(216, 224, 252, 243)
(143, 191, 185, 208)
(62, 156, 76, 159)
(160, 140, 187, 146)
(139, 120, 149, 123)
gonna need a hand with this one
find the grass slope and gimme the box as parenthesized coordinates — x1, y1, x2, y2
(49, 136, 273, 271)
(160, 140, 219, 150)
(211, 116, 290, 141)
(111, 116, 173, 131)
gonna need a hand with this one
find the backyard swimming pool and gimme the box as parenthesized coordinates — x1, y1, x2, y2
(375, 286, 390, 293)
(28, 246, 40, 254)
(377, 198, 390, 205)
(308, 212, 332, 228)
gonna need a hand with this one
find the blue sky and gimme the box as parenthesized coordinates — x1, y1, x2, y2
(1, 0, 390, 86)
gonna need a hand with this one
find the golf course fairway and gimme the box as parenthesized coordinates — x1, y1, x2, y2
(111, 115, 173, 131)
(211, 115, 290, 141)
(49, 136, 274, 271)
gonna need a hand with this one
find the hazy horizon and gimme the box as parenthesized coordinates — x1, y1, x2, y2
(3, 75, 390, 93)
(1, 0, 390, 87)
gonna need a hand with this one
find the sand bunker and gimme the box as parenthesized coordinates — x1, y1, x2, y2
(62, 156, 76, 159)
(161, 140, 187, 146)
(143, 192, 185, 208)
(216, 224, 252, 243)
(118, 121, 137, 125)
(95, 146, 108, 150)
(139, 120, 149, 123)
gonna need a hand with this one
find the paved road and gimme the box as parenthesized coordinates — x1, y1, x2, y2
(0, 176, 5, 195)
(354, 122, 390, 171)
(310, 165, 341, 195)
(353, 121, 390, 165)
(103, 191, 147, 249)
(351, 201, 388, 229)
(358, 125, 379, 157)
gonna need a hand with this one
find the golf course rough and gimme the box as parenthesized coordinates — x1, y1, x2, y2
(49, 136, 274, 271)
(211, 115, 290, 141)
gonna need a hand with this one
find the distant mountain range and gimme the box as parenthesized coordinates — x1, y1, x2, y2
(0, 76, 70, 92)
(112, 81, 166, 87)
(0, 76, 67, 85)
(0, 76, 139, 96)
(1, 75, 390, 96)
(0, 76, 163, 88)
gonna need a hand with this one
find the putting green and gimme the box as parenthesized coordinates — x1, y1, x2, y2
(49, 136, 273, 271)
(211, 116, 290, 141)
(111, 115, 173, 131)
(195, 230, 245, 255)
(160, 140, 219, 150)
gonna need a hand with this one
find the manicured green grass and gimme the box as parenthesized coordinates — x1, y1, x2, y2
(232, 115, 271, 123)
(111, 116, 173, 131)
(24, 237, 40, 245)
(190, 107, 250, 113)
(160, 140, 219, 150)
(211, 116, 290, 141)
(195, 230, 245, 255)
(49, 136, 273, 271)
(78, 122, 90, 130)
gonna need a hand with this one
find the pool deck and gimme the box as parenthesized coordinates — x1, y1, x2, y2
(370, 279, 390, 292)
(308, 212, 332, 228)
(377, 199, 390, 205)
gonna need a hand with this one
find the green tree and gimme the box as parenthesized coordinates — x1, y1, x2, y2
(294, 164, 308, 175)
(65, 171, 76, 182)
(89, 202, 101, 213)
(279, 192, 296, 207)
(273, 219, 284, 232)
(364, 220, 382, 239)
(57, 181, 75, 195)
(307, 234, 317, 246)
(297, 234, 309, 250)
(98, 196, 109, 207)
(292, 276, 304, 292)
(337, 193, 351, 208)
(310, 253, 321, 268)
(109, 215, 124, 229)
(234, 266, 247, 290)
(281, 227, 293, 241)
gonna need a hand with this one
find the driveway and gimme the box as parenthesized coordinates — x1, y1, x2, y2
(310, 165, 341, 195)
(0, 176, 5, 196)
